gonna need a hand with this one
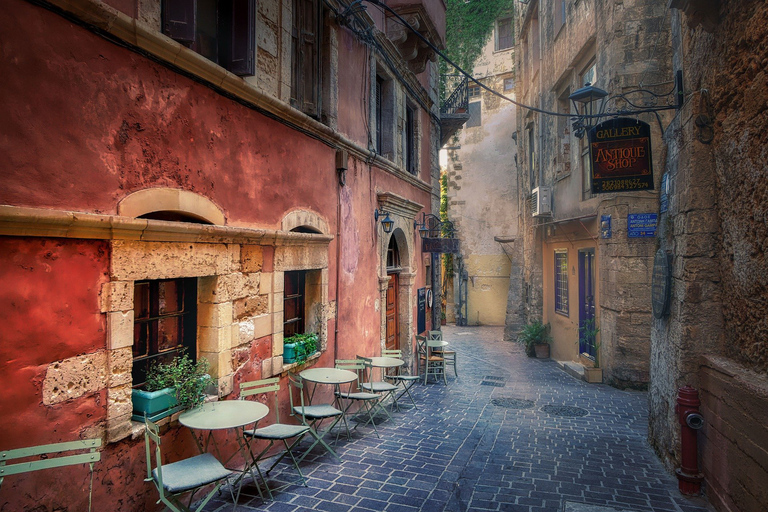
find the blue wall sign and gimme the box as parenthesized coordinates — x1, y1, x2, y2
(627, 213, 658, 238)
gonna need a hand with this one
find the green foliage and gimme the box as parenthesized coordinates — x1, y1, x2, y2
(440, 172, 454, 279)
(517, 320, 552, 357)
(578, 318, 601, 367)
(145, 353, 212, 410)
(442, 0, 515, 77)
(285, 332, 319, 364)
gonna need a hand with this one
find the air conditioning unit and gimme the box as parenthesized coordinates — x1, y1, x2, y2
(531, 186, 552, 217)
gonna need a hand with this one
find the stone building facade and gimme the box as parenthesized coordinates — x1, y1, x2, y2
(513, 0, 673, 386)
(0, 0, 448, 509)
(649, 1, 768, 510)
(444, 17, 521, 328)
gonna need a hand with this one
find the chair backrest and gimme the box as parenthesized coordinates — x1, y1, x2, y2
(354, 356, 376, 386)
(0, 438, 101, 486)
(382, 349, 401, 358)
(428, 330, 442, 341)
(335, 359, 365, 389)
(416, 335, 427, 357)
(287, 373, 309, 420)
(240, 377, 281, 422)
(144, 418, 166, 494)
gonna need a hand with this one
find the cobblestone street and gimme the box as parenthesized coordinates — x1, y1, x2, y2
(202, 326, 713, 512)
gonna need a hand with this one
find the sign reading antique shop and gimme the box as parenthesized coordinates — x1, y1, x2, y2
(588, 118, 654, 194)
(422, 237, 461, 254)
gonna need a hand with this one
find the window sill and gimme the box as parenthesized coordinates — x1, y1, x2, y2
(128, 393, 220, 438)
(280, 351, 322, 374)
(555, 310, 570, 317)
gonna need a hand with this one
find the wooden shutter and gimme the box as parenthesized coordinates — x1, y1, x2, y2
(292, 0, 319, 116)
(162, 0, 197, 45)
(221, 0, 256, 76)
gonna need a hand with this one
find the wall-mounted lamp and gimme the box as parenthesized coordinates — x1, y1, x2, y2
(413, 212, 455, 239)
(569, 82, 608, 139)
(374, 208, 394, 234)
(336, 148, 348, 186)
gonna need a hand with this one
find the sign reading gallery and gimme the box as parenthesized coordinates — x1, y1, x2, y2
(588, 118, 654, 194)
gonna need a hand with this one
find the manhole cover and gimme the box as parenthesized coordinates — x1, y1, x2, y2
(541, 405, 589, 417)
(490, 397, 535, 409)
(481, 376, 506, 387)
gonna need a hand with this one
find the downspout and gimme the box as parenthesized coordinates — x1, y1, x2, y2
(335, 163, 343, 358)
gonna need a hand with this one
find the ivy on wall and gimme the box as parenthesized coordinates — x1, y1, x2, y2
(442, 0, 515, 76)
(440, 172, 454, 279)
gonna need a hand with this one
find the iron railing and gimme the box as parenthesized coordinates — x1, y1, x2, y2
(440, 74, 469, 115)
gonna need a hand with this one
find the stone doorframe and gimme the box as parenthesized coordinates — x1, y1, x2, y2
(376, 192, 423, 372)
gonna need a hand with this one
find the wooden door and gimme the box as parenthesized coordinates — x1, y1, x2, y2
(385, 273, 399, 350)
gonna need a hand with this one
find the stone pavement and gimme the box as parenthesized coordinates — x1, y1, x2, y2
(202, 326, 713, 512)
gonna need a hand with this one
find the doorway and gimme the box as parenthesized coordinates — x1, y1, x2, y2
(578, 248, 596, 357)
(385, 236, 401, 351)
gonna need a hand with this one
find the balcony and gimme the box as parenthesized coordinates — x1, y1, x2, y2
(440, 74, 471, 145)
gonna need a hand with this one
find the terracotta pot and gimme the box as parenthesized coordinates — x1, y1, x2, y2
(534, 343, 550, 359)
(584, 366, 603, 383)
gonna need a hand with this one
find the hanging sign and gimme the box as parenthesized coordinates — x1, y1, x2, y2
(422, 237, 461, 254)
(589, 118, 654, 194)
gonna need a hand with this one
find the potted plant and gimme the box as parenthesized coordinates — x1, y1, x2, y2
(131, 353, 212, 421)
(518, 320, 552, 358)
(282, 332, 319, 365)
(578, 318, 602, 383)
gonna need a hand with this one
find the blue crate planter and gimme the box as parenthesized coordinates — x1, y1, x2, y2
(131, 387, 182, 422)
(283, 343, 297, 364)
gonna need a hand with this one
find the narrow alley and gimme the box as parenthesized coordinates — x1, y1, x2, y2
(203, 326, 712, 512)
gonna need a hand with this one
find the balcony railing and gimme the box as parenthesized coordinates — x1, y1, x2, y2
(440, 74, 469, 115)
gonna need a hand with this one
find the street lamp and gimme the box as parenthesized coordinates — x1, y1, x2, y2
(569, 83, 608, 138)
(374, 209, 394, 234)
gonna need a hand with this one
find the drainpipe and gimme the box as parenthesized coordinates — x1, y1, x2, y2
(675, 386, 704, 495)
(334, 150, 346, 358)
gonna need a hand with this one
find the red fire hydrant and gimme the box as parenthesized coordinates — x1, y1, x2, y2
(675, 386, 705, 495)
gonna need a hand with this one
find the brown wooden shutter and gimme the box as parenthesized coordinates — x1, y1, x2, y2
(162, 0, 197, 45)
(221, 0, 256, 76)
(291, 0, 319, 116)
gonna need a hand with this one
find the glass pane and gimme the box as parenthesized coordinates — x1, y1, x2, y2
(285, 321, 298, 338)
(133, 323, 149, 358)
(158, 280, 181, 315)
(134, 282, 150, 319)
(157, 317, 181, 352)
(285, 272, 299, 295)
(285, 297, 298, 322)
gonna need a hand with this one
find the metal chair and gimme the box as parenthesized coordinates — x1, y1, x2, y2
(428, 330, 457, 377)
(0, 438, 101, 512)
(143, 418, 233, 512)
(240, 378, 311, 500)
(356, 355, 398, 418)
(334, 359, 383, 438)
(382, 348, 419, 410)
(421, 338, 447, 385)
(287, 373, 344, 464)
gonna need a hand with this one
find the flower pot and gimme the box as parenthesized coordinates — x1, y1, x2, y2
(534, 343, 550, 359)
(283, 343, 297, 364)
(584, 366, 603, 383)
(580, 352, 597, 368)
(131, 387, 180, 422)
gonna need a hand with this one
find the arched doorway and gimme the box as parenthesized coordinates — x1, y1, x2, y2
(385, 235, 402, 350)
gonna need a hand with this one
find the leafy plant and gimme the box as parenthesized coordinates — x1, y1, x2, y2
(578, 318, 601, 367)
(517, 320, 552, 357)
(145, 353, 212, 410)
(284, 333, 319, 364)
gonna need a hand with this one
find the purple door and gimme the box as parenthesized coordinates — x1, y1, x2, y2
(578, 249, 596, 356)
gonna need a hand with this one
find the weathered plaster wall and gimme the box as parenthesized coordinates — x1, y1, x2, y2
(649, 1, 768, 509)
(446, 34, 519, 327)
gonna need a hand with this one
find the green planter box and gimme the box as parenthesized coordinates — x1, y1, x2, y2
(131, 387, 181, 422)
(283, 343, 297, 364)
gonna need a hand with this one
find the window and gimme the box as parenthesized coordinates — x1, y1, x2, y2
(468, 85, 481, 100)
(495, 17, 514, 51)
(291, 0, 321, 116)
(283, 271, 306, 338)
(581, 61, 596, 87)
(405, 103, 417, 175)
(162, 0, 256, 76)
(132, 278, 197, 388)
(374, 71, 395, 158)
(387, 237, 401, 270)
(527, 124, 536, 188)
(582, 138, 592, 200)
(503, 77, 515, 92)
(554, 251, 569, 315)
(554, 0, 566, 34)
(466, 101, 482, 128)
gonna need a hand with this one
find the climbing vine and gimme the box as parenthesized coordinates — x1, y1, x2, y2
(440, 172, 454, 279)
(442, 0, 515, 77)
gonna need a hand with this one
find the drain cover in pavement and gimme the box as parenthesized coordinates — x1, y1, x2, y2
(540, 405, 588, 417)
(480, 376, 506, 387)
(490, 397, 535, 409)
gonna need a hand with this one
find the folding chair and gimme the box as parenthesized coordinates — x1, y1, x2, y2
(334, 359, 383, 438)
(144, 418, 233, 512)
(240, 378, 311, 500)
(423, 339, 447, 384)
(382, 348, 419, 410)
(356, 355, 397, 418)
(428, 330, 457, 377)
(287, 373, 344, 465)
(0, 438, 101, 512)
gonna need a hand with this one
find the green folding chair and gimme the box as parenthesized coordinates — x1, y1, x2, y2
(334, 359, 383, 438)
(287, 373, 344, 465)
(382, 348, 420, 410)
(144, 418, 233, 512)
(240, 377, 311, 500)
(0, 438, 101, 512)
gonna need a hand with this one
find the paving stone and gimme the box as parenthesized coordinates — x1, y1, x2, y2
(199, 326, 714, 512)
